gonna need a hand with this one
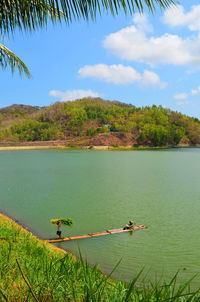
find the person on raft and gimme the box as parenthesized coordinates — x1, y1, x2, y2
(56, 221, 62, 238)
(123, 220, 134, 230)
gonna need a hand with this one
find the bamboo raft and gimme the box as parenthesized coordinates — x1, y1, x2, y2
(47, 224, 147, 243)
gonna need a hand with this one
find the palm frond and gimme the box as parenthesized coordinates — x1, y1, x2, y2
(0, 0, 63, 35)
(0, 43, 31, 77)
(0, 0, 178, 35)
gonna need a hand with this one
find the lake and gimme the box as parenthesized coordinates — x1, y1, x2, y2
(1, 148, 200, 285)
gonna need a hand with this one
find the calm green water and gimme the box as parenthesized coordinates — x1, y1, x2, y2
(1, 149, 200, 285)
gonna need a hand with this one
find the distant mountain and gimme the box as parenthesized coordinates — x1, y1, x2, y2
(0, 104, 41, 114)
(0, 98, 200, 147)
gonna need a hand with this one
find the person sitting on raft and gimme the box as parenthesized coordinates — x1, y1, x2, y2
(56, 221, 62, 239)
(123, 221, 134, 230)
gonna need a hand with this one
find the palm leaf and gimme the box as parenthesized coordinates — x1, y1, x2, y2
(0, 43, 31, 77)
(0, 0, 178, 35)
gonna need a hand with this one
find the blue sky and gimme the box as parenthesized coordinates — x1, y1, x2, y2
(1, 0, 200, 118)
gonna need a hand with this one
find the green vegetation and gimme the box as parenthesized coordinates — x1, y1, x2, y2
(9, 120, 64, 141)
(1, 214, 200, 301)
(51, 218, 74, 226)
(0, 98, 200, 147)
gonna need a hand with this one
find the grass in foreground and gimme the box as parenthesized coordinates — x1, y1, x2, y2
(0, 214, 200, 301)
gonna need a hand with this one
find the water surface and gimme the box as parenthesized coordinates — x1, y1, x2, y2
(1, 148, 200, 285)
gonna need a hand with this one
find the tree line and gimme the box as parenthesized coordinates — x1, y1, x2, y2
(0, 98, 199, 146)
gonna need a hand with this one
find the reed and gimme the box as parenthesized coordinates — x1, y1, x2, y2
(1, 215, 200, 301)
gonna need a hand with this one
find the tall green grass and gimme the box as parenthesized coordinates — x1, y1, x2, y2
(0, 217, 200, 301)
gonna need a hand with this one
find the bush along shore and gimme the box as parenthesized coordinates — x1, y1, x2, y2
(1, 213, 200, 302)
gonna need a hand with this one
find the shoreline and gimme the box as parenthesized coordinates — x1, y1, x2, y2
(0, 209, 45, 239)
(0, 210, 121, 281)
(0, 144, 198, 151)
(0, 145, 67, 151)
(0, 211, 67, 256)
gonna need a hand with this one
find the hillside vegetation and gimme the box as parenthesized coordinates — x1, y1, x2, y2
(0, 98, 200, 147)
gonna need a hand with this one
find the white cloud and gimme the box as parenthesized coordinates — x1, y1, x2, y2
(176, 101, 191, 106)
(191, 86, 200, 95)
(79, 64, 141, 84)
(49, 89, 100, 101)
(174, 85, 200, 100)
(163, 5, 200, 31)
(173, 93, 188, 100)
(78, 64, 167, 89)
(133, 13, 153, 33)
(103, 24, 200, 68)
(141, 70, 167, 88)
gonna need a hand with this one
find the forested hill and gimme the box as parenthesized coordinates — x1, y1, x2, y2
(0, 98, 200, 147)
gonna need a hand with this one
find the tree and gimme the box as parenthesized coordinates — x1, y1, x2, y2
(139, 123, 170, 146)
(0, 0, 177, 77)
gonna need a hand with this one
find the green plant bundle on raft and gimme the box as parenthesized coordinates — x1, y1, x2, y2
(50, 218, 73, 226)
